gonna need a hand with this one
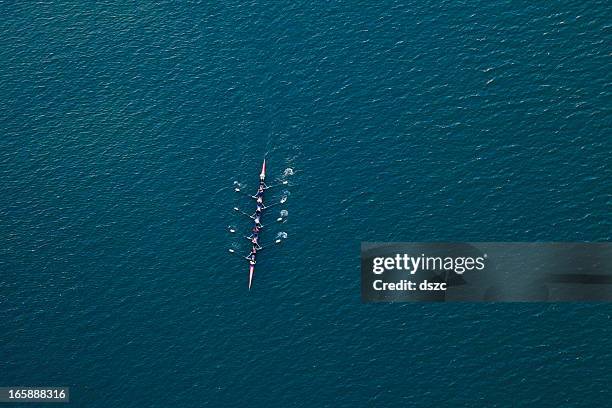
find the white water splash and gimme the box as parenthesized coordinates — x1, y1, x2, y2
(276, 232, 288, 239)
(280, 210, 288, 217)
(283, 168, 294, 177)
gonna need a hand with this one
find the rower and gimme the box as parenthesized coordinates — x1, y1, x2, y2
(256, 196, 263, 204)
(254, 216, 262, 227)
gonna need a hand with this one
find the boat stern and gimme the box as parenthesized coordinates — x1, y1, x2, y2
(249, 264, 255, 289)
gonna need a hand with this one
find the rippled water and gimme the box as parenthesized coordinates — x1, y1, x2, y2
(1, 1, 610, 406)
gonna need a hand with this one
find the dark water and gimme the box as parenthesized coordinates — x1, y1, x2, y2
(1, 1, 611, 406)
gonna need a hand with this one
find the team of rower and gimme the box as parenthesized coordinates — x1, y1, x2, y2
(228, 158, 294, 289)
(246, 179, 268, 266)
(231, 163, 289, 279)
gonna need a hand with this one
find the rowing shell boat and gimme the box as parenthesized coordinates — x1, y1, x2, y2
(248, 159, 267, 289)
(230, 158, 288, 289)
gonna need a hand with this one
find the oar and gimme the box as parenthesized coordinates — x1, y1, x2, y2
(234, 207, 254, 219)
(265, 180, 289, 190)
(263, 196, 288, 210)
(228, 248, 253, 260)
(258, 239, 282, 252)
(234, 187, 258, 200)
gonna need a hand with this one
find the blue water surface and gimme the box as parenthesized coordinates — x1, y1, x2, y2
(1, 1, 610, 407)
